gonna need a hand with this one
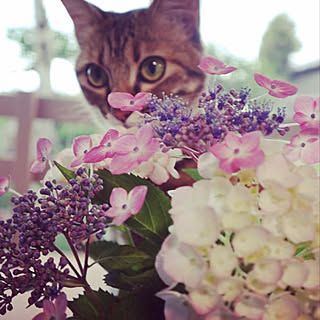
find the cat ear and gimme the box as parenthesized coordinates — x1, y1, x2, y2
(61, 0, 104, 47)
(150, 0, 199, 28)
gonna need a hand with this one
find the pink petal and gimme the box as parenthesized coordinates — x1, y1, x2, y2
(100, 129, 119, 145)
(55, 293, 67, 319)
(128, 185, 148, 214)
(43, 299, 56, 316)
(218, 66, 237, 75)
(270, 80, 298, 98)
(70, 156, 84, 168)
(224, 132, 242, 149)
(0, 176, 9, 196)
(72, 136, 92, 157)
(301, 139, 320, 164)
(113, 134, 137, 154)
(294, 96, 316, 114)
(112, 212, 132, 226)
(293, 112, 311, 126)
(105, 207, 122, 218)
(254, 73, 271, 89)
(219, 158, 237, 174)
(136, 125, 154, 146)
(84, 145, 108, 163)
(240, 131, 262, 152)
(209, 143, 233, 160)
(107, 92, 134, 110)
(32, 312, 47, 320)
(235, 150, 265, 169)
(36, 138, 52, 160)
(110, 155, 138, 174)
(134, 92, 152, 109)
(30, 159, 47, 174)
(110, 187, 128, 208)
(136, 139, 160, 163)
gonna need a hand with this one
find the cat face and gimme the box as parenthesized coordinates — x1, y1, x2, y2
(62, 0, 205, 122)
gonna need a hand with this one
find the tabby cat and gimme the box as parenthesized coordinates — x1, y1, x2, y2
(61, 0, 205, 124)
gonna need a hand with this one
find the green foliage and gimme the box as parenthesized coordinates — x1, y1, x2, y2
(7, 28, 78, 61)
(95, 169, 172, 247)
(182, 168, 203, 181)
(68, 289, 164, 320)
(259, 14, 301, 77)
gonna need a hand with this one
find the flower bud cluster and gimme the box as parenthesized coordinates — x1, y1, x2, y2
(0, 168, 109, 315)
(156, 138, 319, 319)
(146, 88, 288, 153)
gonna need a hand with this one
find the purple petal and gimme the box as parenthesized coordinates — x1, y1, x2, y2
(128, 185, 148, 214)
(32, 312, 47, 320)
(0, 176, 9, 196)
(43, 299, 56, 316)
(55, 293, 67, 319)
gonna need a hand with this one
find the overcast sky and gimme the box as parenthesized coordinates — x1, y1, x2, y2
(0, 0, 319, 94)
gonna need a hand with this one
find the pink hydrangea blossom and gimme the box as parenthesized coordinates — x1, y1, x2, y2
(293, 96, 320, 133)
(198, 56, 237, 75)
(284, 132, 320, 164)
(30, 138, 53, 174)
(0, 176, 9, 196)
(209, 131, 265, 174)
(110, 125, 160, 174)
(71, 135, 93, 167)
(107, 92, 151, 111)
(105, 185, 148, 226)
(32, 293, 67, 320)
(254, 73, 298, 98)
(84, 129, 119, 163)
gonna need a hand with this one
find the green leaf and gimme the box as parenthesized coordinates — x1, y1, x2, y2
(89, 241, 153, 272)
(104, 268, 164, 293)
(182, 168, 203, 181)
(68, 289, 164, 320)
(68, 289, 116, 320)
(94, 170, 172, 247)
(54, 161, 75, 182)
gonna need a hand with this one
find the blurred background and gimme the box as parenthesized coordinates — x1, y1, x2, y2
(0, 1, 319, 318)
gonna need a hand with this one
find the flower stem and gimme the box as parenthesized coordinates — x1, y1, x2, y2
(63, 233, 84, 276)
(53, 244, 82, 279)
(83, 238, 90, 279)
(8, 188, 22, 197)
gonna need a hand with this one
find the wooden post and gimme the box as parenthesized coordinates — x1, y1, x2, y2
(13, 92, 39, 193)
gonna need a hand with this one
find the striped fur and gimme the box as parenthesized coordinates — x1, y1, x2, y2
(62, 0, 205, 122)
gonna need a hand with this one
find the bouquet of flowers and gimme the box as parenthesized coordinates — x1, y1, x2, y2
(0, 56, 319, 320)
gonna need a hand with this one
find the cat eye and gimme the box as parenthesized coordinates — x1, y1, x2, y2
(139, 56, 166, 82)
(86, 64, 108, 88)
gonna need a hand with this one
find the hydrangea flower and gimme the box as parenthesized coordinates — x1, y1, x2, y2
(110, 125, 160, 174)
(32, 293, 67, 320)
(84, 129, 119, 163)
(71, 135, 93, 167)
(209, 131, 265, 174)
(293, 96, 320, 133)
(283, 132, 320, 164)
(198, 56, 237, 75)
(107, 92, 151, 111)
(105, 185, 148, 226)
(30, 138, 52, 174)
(254, 73, 298, 98)
(0, 176, 9, 196)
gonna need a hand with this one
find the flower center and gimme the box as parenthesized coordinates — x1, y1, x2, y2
(130, 100, 134, 105)
(133, 146, 139, 152)
(83, 149, 88, 154)
(122, 204, 127, 210)
(234, 148, 240, 154)
(107, 142, 112, 147)
(300, 142, 306, 148)
(271, 84, 276, 89)
(311, 113, 316, 119)
(42, 156, 46, 162)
